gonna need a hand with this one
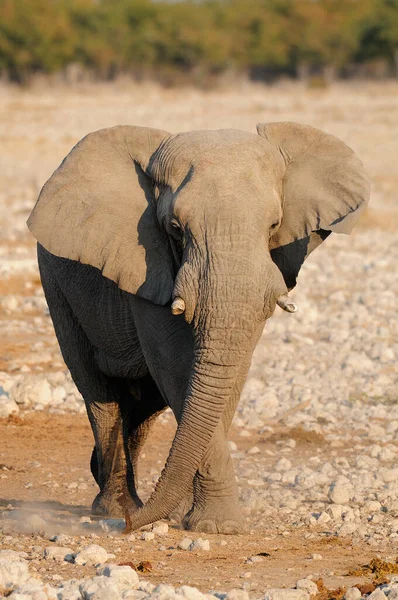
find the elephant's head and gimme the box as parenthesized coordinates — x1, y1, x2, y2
(27, 123, 369, 529)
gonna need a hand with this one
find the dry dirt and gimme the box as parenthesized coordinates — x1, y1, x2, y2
(0, 412, 389, 594)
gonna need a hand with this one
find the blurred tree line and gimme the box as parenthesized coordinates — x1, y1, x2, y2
(0, 0, 397, 84)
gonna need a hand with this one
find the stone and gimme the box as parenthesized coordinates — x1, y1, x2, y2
(102, 564, 139, 590)
(296, 579, 319, 596)
(150, 583, 180, 600)
(264, 589, 310, 600)
(74, 545, 109, 566)
(141, 531, 155, 541)
(152, 522, 169, 536)
(225, 590, 250, 600)
(328, 482, 352, 505)
(367, 590, 388, 600)
(12, 376, 52, 407)
(79, 575, 121, 599)
(344, 588, 362, 600)
(0, 396, 19, 417)
(178, 585, 205, 600)
(178, 538, 193, 551)
(275, 458, 292, 472)
(44, 546, 73, 562)
(0, 556, 29, 589)
(189, 538, 210, 551)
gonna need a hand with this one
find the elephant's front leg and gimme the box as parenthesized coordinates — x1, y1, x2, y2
(183, 333, 262, 534)
(182, 419, 243, 534)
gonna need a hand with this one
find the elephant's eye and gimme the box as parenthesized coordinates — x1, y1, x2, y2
(270, 220, 280, 235)
(170, 218, 183, 237)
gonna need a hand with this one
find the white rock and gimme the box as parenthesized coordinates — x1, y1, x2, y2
(0, 557, 29, 589)
(74, 545, 109, 566)
(44, 546, 73, 562)
(264, 589, 310, 600)
(189, 538, 210, 551)
(344, 587, 362, 600)
(152, 522, 169, 536)
(141, 531, 155, 541)
(338, 522, 357, 537)
(79, 575, 121, 599)
(150, 583, 179, 600)
(367, 590, 388, 600)
(12, 376, 52, 407)
(178, 585, 205, 600)
(52, 385, 66, 403)
(0, 396, 19, 417)
(296, 579, 319, 596)
(9, 580, 57, 600)
(178, 538, 193, 550)
(57, 580, 86, 600)
(225, 590, 250, 600)
(380, 468, 398, 483)
(310, 554, 322, 560)
(328, 482, 352, 505)
(316, 512, 331, 525)
(102, 564, 139, 590)
(275, 458, 292, 472)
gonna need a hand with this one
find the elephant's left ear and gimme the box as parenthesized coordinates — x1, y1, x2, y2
(257, 121, 370, 289)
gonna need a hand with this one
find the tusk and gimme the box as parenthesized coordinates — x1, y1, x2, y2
(171, 297, 186, 315)
(277, 293, 298, 313)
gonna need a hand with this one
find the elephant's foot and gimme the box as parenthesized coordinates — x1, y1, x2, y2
(91, 490, 142, 518)
(168, 494, 194, 524)
(182, 498, 245, 534)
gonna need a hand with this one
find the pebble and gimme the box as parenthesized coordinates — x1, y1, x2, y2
(152, 522, 169, 536)
(296, 580, 319, 596)
(264, 589, 310, 600)
(189, 538, 210, 551)
(178, 538, 193, 551)
(328, 482, 352, 505)
(344, 588, 362, 600)
(0, 554, 29, 590)
(44, 546, 74, 562)
(0, 396, 19, 417)
(74, 544, 109, 566)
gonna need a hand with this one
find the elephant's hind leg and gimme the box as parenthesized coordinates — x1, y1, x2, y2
(121, 375, 167, 509)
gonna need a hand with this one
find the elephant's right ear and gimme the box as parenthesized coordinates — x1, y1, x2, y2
(27, 125, 175, 305)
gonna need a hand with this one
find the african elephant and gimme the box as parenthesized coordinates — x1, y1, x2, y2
(27, 123, 369, 534)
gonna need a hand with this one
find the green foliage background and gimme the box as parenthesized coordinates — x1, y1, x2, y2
(0, 0, 397, 83)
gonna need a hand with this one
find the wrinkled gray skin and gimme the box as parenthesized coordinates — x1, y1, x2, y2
(28, 123, 370, 533)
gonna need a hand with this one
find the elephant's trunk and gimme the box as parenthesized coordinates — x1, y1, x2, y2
(124, 248, 288, 531)
(125, 303, 256, 531)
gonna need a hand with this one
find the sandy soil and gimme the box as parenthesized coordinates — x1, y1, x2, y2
(0, 412, 386, 594)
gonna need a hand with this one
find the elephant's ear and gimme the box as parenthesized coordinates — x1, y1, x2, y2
(27, 125, 175, 305)
(257, 121, 370, 289)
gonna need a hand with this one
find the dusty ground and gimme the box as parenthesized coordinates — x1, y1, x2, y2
(0, 80, 397, 596)
(0, 412, 390, 594)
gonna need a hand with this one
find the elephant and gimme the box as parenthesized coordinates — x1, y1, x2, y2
(27, 122, 370, 534)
